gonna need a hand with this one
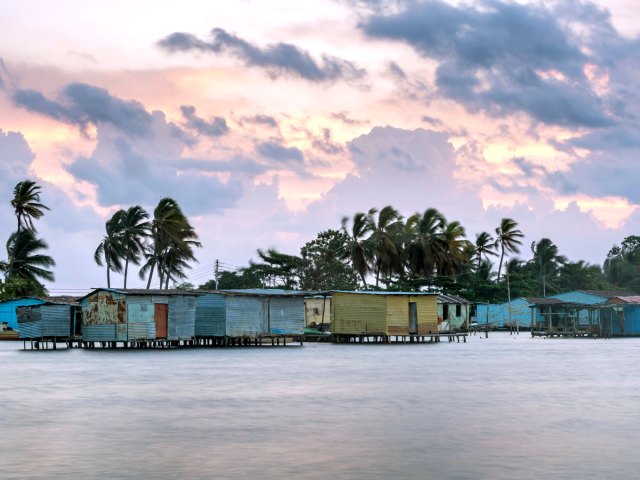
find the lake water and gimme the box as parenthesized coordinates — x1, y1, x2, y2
(2, 333, 640, 479)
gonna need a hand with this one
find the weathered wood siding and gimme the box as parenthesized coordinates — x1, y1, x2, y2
(269, 297, 304, 335)
(331, 293, 387, 335)
(195, 293, 226, 337)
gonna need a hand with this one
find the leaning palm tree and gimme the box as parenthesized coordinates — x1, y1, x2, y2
(474, 231, 497, 271)
(405, 208, 446, 278)
(141, 198, 201, 289)
(438, 220, 471, 278)
(337, 209, 376, 288)
(94, 211, 124, 288)
(369, 206, 404, 287)
(7, 180, 50, 277)
(5, 229, 55, 285)
(118, 205, 150, 288)
(495, 218, 524, 282)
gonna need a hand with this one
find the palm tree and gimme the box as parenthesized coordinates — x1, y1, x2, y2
(438, 220, 471, 277)
(474, 231, 497, 271)
(405, 208, 445, 278)
(495, 218, 524, 282)
(4, 230, 55, 285)
(118, 205, 150, 288)
(7, 180, 50, 277)
(369, 206, 403, 287)
(531, 238, 567, 296)
(94, 211, 125, 288)
(141, 198, 201, 289)
(338, 209, 376, 288)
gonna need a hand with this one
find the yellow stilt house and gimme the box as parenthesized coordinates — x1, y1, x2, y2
(331, 291, 438, 341)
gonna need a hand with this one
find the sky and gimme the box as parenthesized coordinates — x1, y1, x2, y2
(1, 0, 640, 295)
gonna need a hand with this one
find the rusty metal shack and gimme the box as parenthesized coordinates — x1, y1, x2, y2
(79, 289, 198, 346)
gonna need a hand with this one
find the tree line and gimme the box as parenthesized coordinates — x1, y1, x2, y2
(199, 205, 639, 303)
(2, 182, 640, 303)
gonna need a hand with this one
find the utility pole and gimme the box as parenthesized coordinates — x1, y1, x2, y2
(214, 259, 219, 290)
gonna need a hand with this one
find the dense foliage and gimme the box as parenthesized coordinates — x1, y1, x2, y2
(199, 204, 635, 303)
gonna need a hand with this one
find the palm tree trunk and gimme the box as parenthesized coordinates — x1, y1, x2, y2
(498, 244, 505, 282)
(107, 264, 111, 289)
(146, 259, 156, 289)
(124, 254, 129, 289)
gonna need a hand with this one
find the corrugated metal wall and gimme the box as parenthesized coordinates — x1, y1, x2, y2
(414, 296, 438, 335)
(126, 297, 156, 341)
(269, 297, 304, 335)
(386, 296, 410, 335)
(1, 298, 45, 331)
(195, 293, 227, 337)
(331, 293, 387, 335)
(18, 304, 72, 339)
(81, 291, 127, 341)
(168, 296, 196, 340)
(226, 296, 264, 337)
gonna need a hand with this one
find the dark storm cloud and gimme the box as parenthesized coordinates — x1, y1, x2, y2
(12, 83, 154, 136)
(257, 141, 304, 163)
(158, 28, 366, 82)
(181, 105, 229, 137)
(360, 0, 613, 128)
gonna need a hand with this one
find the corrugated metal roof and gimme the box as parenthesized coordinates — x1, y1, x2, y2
(214, 288, 316, 297)
(437, 294, 471, 304)
(331, 290, 437, 296)
(524, 297, 565, 305)
(578, 290, 640, 298)
(78, 288, 200, 302)
(607, 295, 640, 304)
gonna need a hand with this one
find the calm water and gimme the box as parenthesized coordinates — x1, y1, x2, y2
(2, 333, 640, 479)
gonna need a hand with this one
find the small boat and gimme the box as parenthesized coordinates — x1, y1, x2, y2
(0, 322, 19, 340)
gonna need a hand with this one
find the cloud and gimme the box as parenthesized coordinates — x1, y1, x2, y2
(64, 113, 244, 215)
(257, 140, 304, 163)
(241, 114, 278, 128)
(360, 0, 614, 128)
(12, 83, 155, 136)
(158, 28, 366, 83)
(181, 105, 229, 137)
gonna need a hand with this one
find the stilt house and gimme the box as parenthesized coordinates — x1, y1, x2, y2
(79, 289, 198, 343)
(17, 299, 81, 341)
(437, 294, 471, 332)
(195, 289, 307, 338)
(330, 291, 438, 337)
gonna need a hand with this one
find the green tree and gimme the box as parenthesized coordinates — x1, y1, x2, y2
(438, 220, 471, 278)
(200, 268, 263, 290)
(530, 238, 567, 296)
(249, 248, 301, 289)
(118, 205, 150, 288)
(557, 261, 609, 292)
(474, 231, 497, 272)
(604, 236, 640, 290)
(368, 206, 404, 287)
(495, 218, 524, 282)
(338, 209, 376, 288)
(3, 230, 55, 285)
(405, 208, 446, 278)
(299, 230, 359, 290)
(141, 198, 201, 289)
(94, 211, 124, 288)
(7, 180, 50, 278)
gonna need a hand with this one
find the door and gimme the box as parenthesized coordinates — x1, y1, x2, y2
(408, 302, 418, 334)
(154, 303, 168, 339)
